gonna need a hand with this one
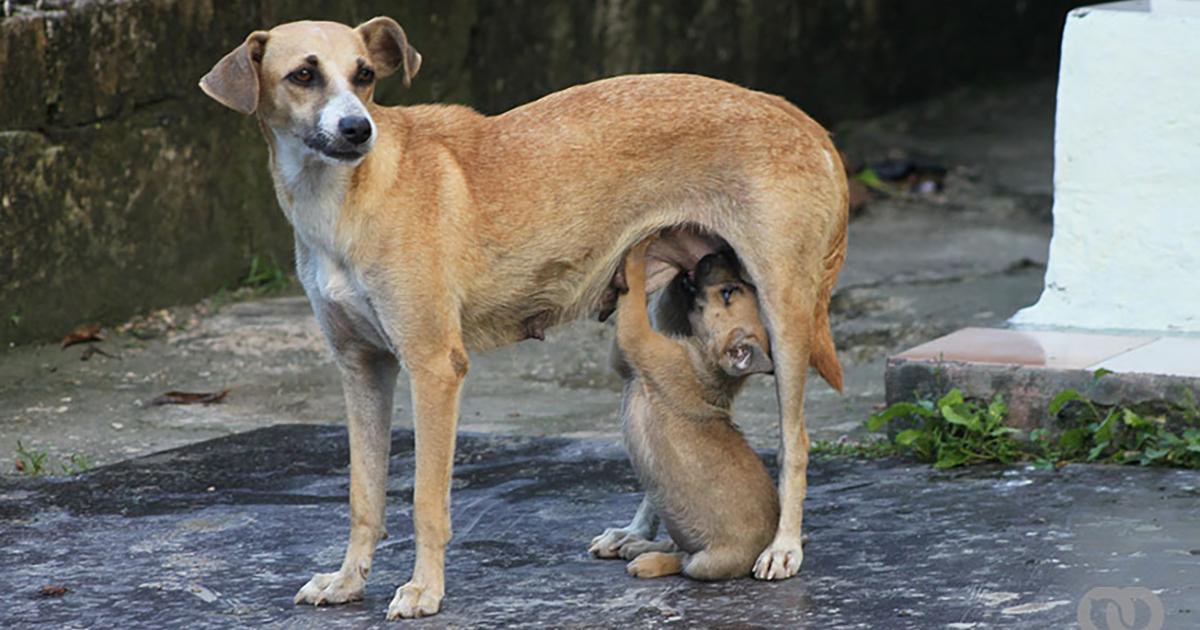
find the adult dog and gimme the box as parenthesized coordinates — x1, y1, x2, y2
(201, 16, 846, 620)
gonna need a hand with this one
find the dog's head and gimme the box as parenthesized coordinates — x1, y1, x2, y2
(684, 252, 773, 378)
(200, 17, 421, 165)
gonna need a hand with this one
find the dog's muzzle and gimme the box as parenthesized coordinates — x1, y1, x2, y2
(304, 130, 369, 162)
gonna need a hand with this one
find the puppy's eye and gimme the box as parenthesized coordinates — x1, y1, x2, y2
(354, 67, 375, 86)
(288, 68, 315, 85)
(720, 285, 741, 305)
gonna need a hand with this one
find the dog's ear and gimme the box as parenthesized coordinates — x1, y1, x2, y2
(200, 31, 269, 115)
(356, 17, 422, 88)
(719, 329, 773, 377)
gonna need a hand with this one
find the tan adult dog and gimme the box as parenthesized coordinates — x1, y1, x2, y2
(201, 16, 847, 620)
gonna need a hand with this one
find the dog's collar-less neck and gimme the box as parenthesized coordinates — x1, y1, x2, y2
(266, 127, 359, 255)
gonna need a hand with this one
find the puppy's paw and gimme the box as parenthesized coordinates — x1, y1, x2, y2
(293, 570, 364, 606)
(752, 541, 804, 581)
(386, 581, 443, 620)
(626, 552, 682, 579)
(589, 527, 649, 559)
(618, 539, 671, 560)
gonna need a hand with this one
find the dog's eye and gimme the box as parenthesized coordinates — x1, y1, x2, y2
(354, 67, 375, 86)
(288, 68, 315, 85)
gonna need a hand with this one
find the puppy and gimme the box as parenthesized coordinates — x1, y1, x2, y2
(597, 236, 780, 580)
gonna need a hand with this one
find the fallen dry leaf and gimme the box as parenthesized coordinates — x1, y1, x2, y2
(61, 323, 103, 349)
(39, 585, 68, 597)
(150, 390, 230, 406)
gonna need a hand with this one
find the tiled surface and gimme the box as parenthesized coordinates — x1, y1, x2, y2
(1092, 337, 1200, 378)
(894, 327, 1154, 369)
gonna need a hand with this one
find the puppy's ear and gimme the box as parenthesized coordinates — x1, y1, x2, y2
(200, 31, 269, 115)
(681, 271, 697, 297)
(720, 330, 773, 377)
(356, 17, 422, 87)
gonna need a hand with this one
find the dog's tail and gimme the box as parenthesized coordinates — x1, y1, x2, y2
(810, 228, 845, 392)
(810, 147, 848, 393)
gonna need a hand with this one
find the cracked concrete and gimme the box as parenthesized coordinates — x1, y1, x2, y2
(0, 81, 1053, 472)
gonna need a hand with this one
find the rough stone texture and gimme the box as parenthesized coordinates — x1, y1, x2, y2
(885, 356, 1200, 431)
(1, 425, 1197, 628)
(0, 0, 1077, 346)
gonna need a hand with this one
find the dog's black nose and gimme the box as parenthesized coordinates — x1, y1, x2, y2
(338, 116, 372, 145)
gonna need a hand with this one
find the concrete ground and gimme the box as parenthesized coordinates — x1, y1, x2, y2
(3, 425, 1197, 628)
(0, 80, 1054, 469)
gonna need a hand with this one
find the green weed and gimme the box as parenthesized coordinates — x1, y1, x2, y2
(810, 438, 898, 459)
(13, 442, 93, 476)
(240, 255, 291, 295)
(868, 373, 1200, 470)
(866, 389, 1021, 469)
(14, 441, 48, 476)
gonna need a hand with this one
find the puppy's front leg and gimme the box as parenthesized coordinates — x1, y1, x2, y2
(296, 346, 398, 607)
(387, 340, 470, 620)
(589, 496, 659, 558)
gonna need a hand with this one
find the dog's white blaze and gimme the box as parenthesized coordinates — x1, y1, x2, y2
(319, 88, 376, 154)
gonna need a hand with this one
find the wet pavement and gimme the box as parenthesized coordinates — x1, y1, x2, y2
(2, 424, 1197, 629)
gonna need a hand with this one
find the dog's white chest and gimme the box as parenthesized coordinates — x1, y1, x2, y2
(298, 242, 392, 352)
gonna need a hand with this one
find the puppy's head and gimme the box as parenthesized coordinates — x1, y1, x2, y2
(200, 17, 421, 165)
(685, 252, 773, 378)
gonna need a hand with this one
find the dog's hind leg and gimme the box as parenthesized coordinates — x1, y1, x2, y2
(295, 345, 399, 606)
(729, 191, 845, 582)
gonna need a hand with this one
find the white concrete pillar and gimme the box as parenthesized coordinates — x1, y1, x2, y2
(1011, 0, 1200, 333)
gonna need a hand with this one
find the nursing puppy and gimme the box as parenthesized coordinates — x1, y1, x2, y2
(201, 16, 847, 619)
(600, 237, 780, 580)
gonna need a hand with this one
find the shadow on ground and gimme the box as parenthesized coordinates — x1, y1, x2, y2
(2, 425, 1197, 628)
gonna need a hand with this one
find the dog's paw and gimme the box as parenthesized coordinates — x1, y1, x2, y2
(753, 541, 804, 581)
(589, 527, 649, 559)
(293, 570, 364, 606)
(386, 581, 443, 620)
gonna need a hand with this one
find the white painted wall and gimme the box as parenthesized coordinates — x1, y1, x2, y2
(1011, 0, 1200, 333)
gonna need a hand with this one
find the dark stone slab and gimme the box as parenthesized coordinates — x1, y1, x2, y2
(1, 424, 1197, 628)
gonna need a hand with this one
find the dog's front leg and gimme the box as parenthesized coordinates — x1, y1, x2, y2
(387, 343, 469, 620)
(295, 346, 399, 606)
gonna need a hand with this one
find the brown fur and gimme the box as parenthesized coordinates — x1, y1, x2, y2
(200, 17, 847, 620)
